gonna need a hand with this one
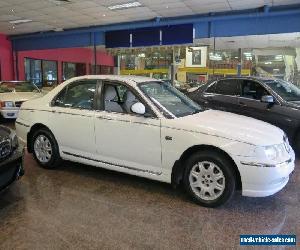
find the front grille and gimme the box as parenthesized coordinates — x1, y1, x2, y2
(0, 139, 11, 159)
(15, 101, 24, 107)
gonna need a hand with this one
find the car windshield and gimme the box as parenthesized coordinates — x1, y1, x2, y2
(139, 81, 202, 118)
(0, 82, 40, 93)
(263, 79, 300, 102)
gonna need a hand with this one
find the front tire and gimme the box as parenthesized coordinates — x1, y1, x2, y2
(32, 128, 61, 169)
(183, 151, 236, 207)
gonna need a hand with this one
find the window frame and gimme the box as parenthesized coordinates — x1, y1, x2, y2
(214, 79, 241, 96)
(51, 79, 98, 110)
(24, 57, 58, 87)
(239, 79, 279, 104)
(97, 80, 157, 118)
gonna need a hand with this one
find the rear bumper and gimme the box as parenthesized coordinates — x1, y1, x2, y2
(0, 109, 19, 119)
(0, 146, 24, 191)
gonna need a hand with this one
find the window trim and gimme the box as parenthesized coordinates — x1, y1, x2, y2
(24, 57, 58, 87)
(239, 79, 280, 104)
(51, 79, 98, 110)
(97, 80, 158, 118)
(62, 61, 87, 81)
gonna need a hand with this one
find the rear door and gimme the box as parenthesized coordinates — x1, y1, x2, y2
(49, 79, 97, 158)
(202, 79, 240, 113)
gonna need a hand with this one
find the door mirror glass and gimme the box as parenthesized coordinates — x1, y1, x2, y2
(261, 95, 274, 103)
(131, 102, 146, 115)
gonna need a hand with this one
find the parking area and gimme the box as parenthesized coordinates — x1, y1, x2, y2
(0, 122, 299, 250)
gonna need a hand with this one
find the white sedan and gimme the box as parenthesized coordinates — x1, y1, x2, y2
(0, 81, 43, 119)
(16, 75, 295, 207)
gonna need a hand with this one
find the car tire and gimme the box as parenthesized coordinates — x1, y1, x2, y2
(183, 150, 236, 207)
(32, 128, 61, 169)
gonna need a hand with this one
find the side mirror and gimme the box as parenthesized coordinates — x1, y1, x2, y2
(131, 102, 146, 115)
(261, 95, 274, 103)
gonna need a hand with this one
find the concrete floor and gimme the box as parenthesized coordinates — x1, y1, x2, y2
(0, 122, 299, 250)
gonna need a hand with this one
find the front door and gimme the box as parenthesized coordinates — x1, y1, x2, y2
(94, 81, 162, 175)
(49, 79, 97, 158)
(237, 79, 292, 132)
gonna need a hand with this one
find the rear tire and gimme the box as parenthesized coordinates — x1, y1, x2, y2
(183, 150, 236, 207)
(32, 128, 61, 169)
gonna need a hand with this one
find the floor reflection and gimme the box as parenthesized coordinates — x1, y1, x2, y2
(0, 151, 298, 249)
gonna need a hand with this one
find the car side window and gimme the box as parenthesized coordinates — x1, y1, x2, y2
(54, 80, 96, 110)
(214, 79, 240, 96)
(205, 82, 217, 93)
(102, 82, 140, 114)
(241, 80, 269, 100)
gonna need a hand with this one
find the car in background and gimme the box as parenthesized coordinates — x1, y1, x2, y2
(187, 77, 300, 155)
(162, 79, 194, 94)
(0, 81, 43, 119)
(16, 75, 294, 207)
(0, 125, 24, 191)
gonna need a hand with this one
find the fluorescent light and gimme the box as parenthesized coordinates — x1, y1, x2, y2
(108, 1, 141, 10)
(9, 19, 32, 24)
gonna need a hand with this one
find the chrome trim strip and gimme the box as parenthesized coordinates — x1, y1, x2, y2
(161, 125, 255, 145)
(241, 158, 292, 168)
(15, 121, 30, 128)
(95, 115, 160, 127)
(62, 151, 162, 176)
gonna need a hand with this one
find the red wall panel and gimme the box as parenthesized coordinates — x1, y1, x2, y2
(0, 34, 13, 80)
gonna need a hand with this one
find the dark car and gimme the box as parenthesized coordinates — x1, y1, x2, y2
(188, 77, 300, 155)
(0, 126, 24, 191)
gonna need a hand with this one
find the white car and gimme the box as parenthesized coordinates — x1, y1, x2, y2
(0, 81, 43, 119)
(16, 75, 295, 207)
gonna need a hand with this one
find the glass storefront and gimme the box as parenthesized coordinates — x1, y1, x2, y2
(111, 32, 300, 88)
(63, 62, 86, 81)
(25, 58, 58, 87)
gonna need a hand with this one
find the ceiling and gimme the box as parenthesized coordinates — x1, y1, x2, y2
(0, 0, 299, 35)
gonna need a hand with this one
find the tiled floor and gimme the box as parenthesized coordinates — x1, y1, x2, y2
(0, 123, 299, 249)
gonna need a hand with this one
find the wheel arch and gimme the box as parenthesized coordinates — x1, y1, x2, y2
(27, 123, 53, 153)
(171, 144, 242, 190)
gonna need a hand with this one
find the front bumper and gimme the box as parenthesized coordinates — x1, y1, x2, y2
(0, 108, 19, 119)
(236, 152, 295, 197)
(0, 146, 24, 191)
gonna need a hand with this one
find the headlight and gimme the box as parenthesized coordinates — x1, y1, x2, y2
(3, 101, 14, 107)
(264, 146, 277, 160)
(263, 144, 286, 160)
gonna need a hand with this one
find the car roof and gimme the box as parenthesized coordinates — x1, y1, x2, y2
(68, 75, 160, 86)
(214, 76, 277, 82)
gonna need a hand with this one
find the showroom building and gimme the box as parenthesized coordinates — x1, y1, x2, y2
(0, 2, 300, 88)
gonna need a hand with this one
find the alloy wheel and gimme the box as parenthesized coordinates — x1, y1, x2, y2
(189, 161, 226, 201)
(34, 134, 52, 163)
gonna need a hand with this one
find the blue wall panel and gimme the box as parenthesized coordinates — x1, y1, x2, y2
(193, 21, 210, 38)
(211, 14, 300, 37)
(132, 27, 160, 47)
(162, 24, 193, 45)
(105, 30, 131, 48)
(14, 32, 96, 51)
